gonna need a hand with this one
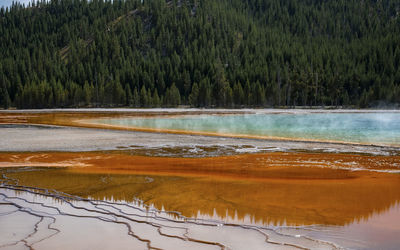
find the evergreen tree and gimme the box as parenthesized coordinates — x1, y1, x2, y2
(0, 0, 398, 108)
(133, 87, 140, 107)
(125, 84, 134, 107)
(83, 81, 93, 106)
(165, 83, 181, 107)
(188, 82, 199, 107)
(233, 82, 244, 106)
(152, 89, 161, 107)
(140, 85, 148, 107)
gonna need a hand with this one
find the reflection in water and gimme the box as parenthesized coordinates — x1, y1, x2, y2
(278, 204, 400, 250)
(1, 152, 400, 227)
(3, 166, 400, 227)
(1, 161, 400, 249)
(0, 180, 337, 249)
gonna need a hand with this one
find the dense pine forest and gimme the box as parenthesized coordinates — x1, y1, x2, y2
(0, 0, 399, 109)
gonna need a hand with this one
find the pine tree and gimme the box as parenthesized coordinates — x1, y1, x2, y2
(1, 86, 11, 109)
(165, 83, 181, 107)
(83, 81, 93, 106)
(140, 85, 148, 107)
(125, 84, 133, 107)
(0, 0, 399, 108)
(152, 89, 161, 107)
(133, 87, 140, 107)
(188, 82, 199, 107)
(233, 82, 244, 106)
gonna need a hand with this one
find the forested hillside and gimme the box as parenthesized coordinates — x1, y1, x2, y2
(1, 0, 399, 108)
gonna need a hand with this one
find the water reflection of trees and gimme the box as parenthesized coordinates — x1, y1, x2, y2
(6, 160, 400, 226)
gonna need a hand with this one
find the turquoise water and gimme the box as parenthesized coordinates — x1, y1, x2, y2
(97, 113, 400, 146)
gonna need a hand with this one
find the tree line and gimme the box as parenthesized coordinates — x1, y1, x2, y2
(1, 0, 399, 109)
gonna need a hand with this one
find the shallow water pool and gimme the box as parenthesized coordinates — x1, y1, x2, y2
(96, 112, 400, 146)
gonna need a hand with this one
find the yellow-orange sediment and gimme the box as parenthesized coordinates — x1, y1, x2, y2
(1, 151, 400, 226)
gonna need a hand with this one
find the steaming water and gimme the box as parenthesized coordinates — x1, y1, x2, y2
(96, 113, 400, 146)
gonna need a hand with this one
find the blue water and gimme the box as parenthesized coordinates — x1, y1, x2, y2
(97, 112, 400, 146)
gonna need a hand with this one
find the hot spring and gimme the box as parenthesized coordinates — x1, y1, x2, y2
(94, 112, 400, 146)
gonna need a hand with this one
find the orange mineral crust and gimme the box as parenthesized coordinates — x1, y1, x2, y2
(1, 151, 400, 226)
